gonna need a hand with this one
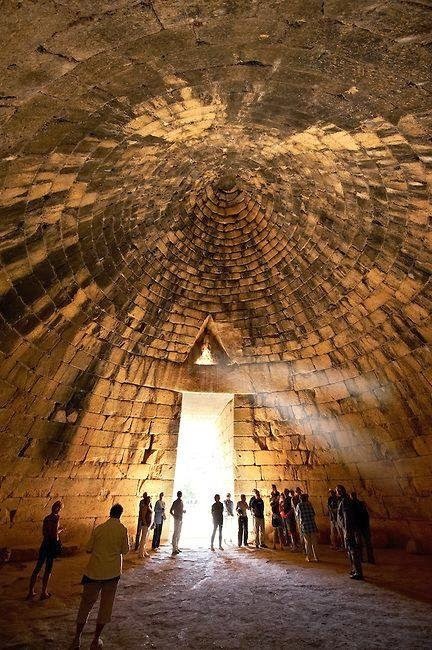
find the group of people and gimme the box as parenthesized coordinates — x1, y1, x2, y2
(133, 489, 186, 556)
(134, 491, 166, 558)
(208, 484, 374, 581)
(25, 483, 374, 647)
(209, 486, 320, 563)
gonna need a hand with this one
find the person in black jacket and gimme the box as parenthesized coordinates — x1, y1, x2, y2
(336, 485, 364, 580)
(350, 492, 375, 564)
(250, 490, 267, 548)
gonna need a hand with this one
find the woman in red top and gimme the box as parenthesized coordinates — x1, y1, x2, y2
(27, 500, 63, 600)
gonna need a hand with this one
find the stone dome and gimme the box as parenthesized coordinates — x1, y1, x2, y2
(0, 0, 431, 548)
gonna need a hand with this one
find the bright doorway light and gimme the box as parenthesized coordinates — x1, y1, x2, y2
(171, 392, 234, 547)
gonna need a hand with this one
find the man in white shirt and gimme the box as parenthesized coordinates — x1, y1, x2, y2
(151, 492, 166, 550)
(71, 503, 129, 649)
(170, 490, 185, 555)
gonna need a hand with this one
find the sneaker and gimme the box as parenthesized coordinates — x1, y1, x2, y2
(219, 546, 224, 551)
(260, 544, 268, 548)
(350, 574, 364, 580)
(211, 546, 215, 551)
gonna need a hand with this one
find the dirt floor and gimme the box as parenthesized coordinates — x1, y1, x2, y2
(1, 543, 431, 650)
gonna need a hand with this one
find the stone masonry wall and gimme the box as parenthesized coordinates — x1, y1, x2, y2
(0, 0, 431, 554)
(0, 346, 181, 547)
(234, 383, 432, 552)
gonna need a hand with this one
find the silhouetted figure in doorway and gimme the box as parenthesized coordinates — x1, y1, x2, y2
(236, 494, 249, 547)
(152, 492, 166, 550)
(27, 500, 63, 601)
(211, 494, 224, 550)
(71, 503, 129, 650)
(170, 490, 185, 555)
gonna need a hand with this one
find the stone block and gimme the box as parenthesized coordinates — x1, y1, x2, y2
(235, 465, 262, 480)
(254, 450, 278, 466)
(234, 436, 261, 452)
(260, 466, 285, 480)
(235, 451, 255, 466)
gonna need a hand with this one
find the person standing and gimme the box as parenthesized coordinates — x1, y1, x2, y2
(290, 489, 302, 551)
(138, 495, 152, 559)
(211, 494, 224, 551)
(249, 488, 259, 542)
(328, 489, 342, 550)
(27, 500, 63, 601)
(236, 494, 249, 547)
(135, 492, 147, 551)
(271, 492, 285, 550)
(223, 492, 234, 544)
(279, 491, 289, 546)
(269, 484, 280, 511)
(170, 490, 185, 555)
(251, 490, 267, 548)
(336, 485, 364, 580)
(282, 489, 294, 549)
(350, 492, 375, 564)
(71, 503, 129, 650)
(151, 492, 166, 550)
(296, 493, 319, 562)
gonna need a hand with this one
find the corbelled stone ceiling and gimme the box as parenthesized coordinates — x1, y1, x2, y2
(0, 1, 431, 546)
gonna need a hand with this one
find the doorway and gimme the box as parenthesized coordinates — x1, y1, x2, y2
(172, 392, 234, 547)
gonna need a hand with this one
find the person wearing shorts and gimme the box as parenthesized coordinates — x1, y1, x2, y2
(71, 503, 129, 650)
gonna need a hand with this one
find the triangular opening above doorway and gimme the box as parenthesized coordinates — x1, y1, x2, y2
(186, 316, 233, 366)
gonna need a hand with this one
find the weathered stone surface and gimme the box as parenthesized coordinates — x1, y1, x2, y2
(0, 0, 431, 549)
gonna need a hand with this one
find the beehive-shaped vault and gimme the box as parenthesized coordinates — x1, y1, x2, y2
(0, 0, 431, 549)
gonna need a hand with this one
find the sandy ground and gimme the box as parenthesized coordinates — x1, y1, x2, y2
(1, 543, 431, 650)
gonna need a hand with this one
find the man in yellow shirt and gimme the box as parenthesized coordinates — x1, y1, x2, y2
(71, 503, 130, 649)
